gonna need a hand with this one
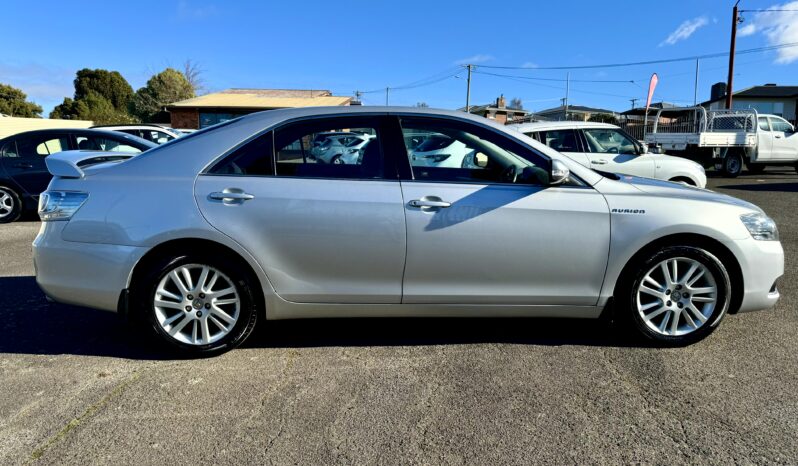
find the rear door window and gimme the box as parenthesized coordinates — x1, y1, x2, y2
(16, 135, 71, 158)
(533, 129, 582, 152)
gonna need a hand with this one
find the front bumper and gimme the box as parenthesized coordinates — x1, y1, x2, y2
(726, 237, 784, 313)
(32, 222, 147, 312)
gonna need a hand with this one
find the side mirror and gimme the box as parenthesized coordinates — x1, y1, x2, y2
(638, 144, 649, 154)
(550, 159, 570, 185)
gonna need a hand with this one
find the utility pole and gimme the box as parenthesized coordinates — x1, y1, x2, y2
(630, 98, 638, 110)
(693, 59, 700, 106)
(385, 87, 389, 106)
(726, 1, 740, 109)
(564, 72, 570, 120)
(465, 64, 473, 113)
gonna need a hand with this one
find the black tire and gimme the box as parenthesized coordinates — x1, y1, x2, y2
(0, 186, 22, 224)
(134, 253, 259, 356)
(746, 163, 765, 174)
(617, 246, 731, 346)
(722, 153, 743, 177)
(331, 155, 344, 165)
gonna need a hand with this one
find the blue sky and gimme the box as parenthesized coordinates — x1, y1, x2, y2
(2, 0, 798, 115)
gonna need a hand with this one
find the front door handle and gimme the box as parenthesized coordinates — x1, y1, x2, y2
(208, 190, 254, 203)
(592, 159, 608, 165)
(409, 199, 451, 208)
(13, 162, 33, 169)
(775, 135, 783, 139)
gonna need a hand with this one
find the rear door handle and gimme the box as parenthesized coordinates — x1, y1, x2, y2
(209, 191, 254, 202)
(592, 159, 608, 165)
(409, 199, 451, 208)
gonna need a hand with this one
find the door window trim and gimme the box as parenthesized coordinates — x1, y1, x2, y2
(201, 113, 403, 182)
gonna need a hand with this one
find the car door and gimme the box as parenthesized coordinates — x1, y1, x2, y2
(194, 115, 407, 304)
(6, 132, 71, 197)
(397, 116, 610, 306)
(755, 116, 774, 161)
(581, 127, 655, 178)
(768, 116, 798, 161)
(529, 129, 591, 167)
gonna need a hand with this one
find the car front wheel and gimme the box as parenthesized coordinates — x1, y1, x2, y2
(137, 254, 258, 356)
(620, 246, 731, 345)
(0, 186, 21, 223)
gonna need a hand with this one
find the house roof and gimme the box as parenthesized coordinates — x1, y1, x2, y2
(459, 104, 529, 114)
(535, 105, 617, 115)
(621, 101, 679, 116)
(167, 88, 351, 109)
(701, 85, 798, 106)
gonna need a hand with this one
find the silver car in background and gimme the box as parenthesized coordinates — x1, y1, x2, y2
(33, 107, 783, 356)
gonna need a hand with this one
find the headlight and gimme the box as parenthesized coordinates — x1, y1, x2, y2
(38, 191, 88, 221)
(740, 212, 779, 241)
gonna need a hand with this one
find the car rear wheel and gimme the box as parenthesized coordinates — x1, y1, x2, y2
(722, 153, 743, 177)
(620, 246, 731, 346)
(0, 186, 21, 224)
(137, 254, 258, 356)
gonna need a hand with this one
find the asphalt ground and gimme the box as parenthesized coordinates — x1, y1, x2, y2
(0, 169, 796, 465)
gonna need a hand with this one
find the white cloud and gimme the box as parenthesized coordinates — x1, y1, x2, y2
(660, 16, 709, 46)
(737, 1, 798, 64)
(454, 54, 494, 65)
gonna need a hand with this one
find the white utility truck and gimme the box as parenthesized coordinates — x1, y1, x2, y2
(644, 106, 798, 177)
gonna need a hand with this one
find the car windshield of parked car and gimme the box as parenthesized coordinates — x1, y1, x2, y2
(583, 128, 638, 155)
(76, 136, 142, 153)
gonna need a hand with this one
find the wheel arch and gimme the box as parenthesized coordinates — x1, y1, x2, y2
(613, 233, 744, 314)
(667, 176, 697, 186)
(128, 237, 268, 319)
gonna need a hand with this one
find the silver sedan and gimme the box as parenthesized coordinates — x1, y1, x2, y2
(33, 107, 783, 356)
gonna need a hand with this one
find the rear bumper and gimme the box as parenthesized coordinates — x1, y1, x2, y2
(726, 237, 784, 313)
(32, 222, 146, 312)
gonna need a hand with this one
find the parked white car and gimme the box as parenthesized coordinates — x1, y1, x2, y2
(92, 124, 182, 144)
(409, 133, 474, 168)
(515, 121, 707, 187)
(311, 133, 374, 164)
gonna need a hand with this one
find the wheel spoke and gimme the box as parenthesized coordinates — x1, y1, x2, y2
(155, 299, 184, 310)
(692, 296, 715, 303)
(682, 309, 698, 328)
(199, 318, 211, 344)
(687, 269, 705, 287)
(643, 275, 664, 290)
(211, 306, 235, 324)
(169, 270, 190, 295)
(161, 312, 185, 327)
(168, 314, 192, 336)
(686, 304, 708, 323)
(214, 298, 238, 306)
(639, 285, 664, 298)
(670, 310, 680, 334)
(680, 263, 699, 286)
(157, 287, 182, 301)
(191, 319, 199, 343)
(639, 301, 662, 312)
(669, 259, 679, 284)
(643, 306, 668, 322)
(208, 315, 228, 332)
(180, 267, 194, 292)
(205, 271, 219, 292)
(689, 286, 716, 295)
(211, 287, 235, 298)
(658, 311, 672, 334)
(196, 266, 210, 293)
(659, 262, 673, 286)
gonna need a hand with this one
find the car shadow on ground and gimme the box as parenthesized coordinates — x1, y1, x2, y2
(0, 276, 646, 360)
(717, 182, 798, 192)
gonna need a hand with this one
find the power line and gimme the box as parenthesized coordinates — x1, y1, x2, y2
(476, 41, 798, 70)
(740, 9, 798, 12)
(468, 70, 633, 83)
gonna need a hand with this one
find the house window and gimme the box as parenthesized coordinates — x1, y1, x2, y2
(199, 112, 244, 128)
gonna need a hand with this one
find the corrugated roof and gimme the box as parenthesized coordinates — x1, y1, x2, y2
(167, 89, 351, 109)
(735, 85, 798, 98)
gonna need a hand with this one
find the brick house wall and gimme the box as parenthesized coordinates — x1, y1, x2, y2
(170, 109, 200, 129)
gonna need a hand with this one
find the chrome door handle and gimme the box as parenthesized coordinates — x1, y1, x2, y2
(409, 199, 451, 208)
(592, 159, 608, 165)
(209, 191, 254, 202)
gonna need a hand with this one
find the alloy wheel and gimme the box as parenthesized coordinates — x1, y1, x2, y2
(0, 189, 14, 219)
(153, 264, 241, 345)
(635, 257, 718, 337)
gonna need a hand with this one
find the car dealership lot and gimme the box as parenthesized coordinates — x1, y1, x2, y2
(1, 171, 796, 464)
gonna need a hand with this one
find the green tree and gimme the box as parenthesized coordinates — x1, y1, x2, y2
(73, 68, 134, 111)
(130, 68, 194, 122)
(50, 92, 137, 125)
(588, 113, 619, 125)
(49, 68, 136, 124)
(0, 84, 43, 117)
